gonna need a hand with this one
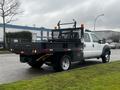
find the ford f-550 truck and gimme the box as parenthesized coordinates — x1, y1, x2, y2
(8, 21, 111, 71)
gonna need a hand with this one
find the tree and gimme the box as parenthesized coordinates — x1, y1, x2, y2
(0, 0, 21, 49)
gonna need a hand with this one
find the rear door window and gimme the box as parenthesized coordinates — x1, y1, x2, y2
(91, 34, 99, 42)
(84, 33, 91, 42)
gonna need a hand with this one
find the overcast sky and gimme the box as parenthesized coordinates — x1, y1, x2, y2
(1, 0, 120, 30)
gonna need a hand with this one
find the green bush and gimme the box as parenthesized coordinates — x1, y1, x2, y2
(6, 31, 32, 43)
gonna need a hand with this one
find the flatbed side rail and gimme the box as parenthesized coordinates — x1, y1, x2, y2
(8, 41, 83, 55)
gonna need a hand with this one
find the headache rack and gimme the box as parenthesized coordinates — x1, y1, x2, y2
(51, 20, 84, 42)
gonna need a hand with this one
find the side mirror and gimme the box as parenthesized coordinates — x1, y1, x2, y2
(98, 39, 106, 44)
(98, 40, 102, 44)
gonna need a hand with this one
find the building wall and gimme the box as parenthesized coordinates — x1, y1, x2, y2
(94, 30, 120, 40)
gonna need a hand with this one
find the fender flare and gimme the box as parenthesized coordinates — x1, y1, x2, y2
(101, 45, 111, 57)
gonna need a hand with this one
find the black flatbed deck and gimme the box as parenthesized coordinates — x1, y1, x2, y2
(9, 39, 83, 55)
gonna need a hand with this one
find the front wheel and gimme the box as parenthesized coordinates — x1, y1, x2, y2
(102, 51, 110, 63)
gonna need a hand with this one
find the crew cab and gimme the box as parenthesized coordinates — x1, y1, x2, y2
(84, 30, 111, 63)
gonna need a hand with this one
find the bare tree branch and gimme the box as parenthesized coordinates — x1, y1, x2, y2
(6, 12, 18, 23)
(0, 0, 22, 48)
(0, 0, 21, 23)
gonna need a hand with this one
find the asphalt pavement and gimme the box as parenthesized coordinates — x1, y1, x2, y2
(0, 49, 120, 84)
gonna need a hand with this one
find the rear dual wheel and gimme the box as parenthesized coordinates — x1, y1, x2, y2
(52, 55, 71, 71)
(61, 56, 71, 71)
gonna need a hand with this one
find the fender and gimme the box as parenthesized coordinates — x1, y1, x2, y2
(101, 45, 111, 57)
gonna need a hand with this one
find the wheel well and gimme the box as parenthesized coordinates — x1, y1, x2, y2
(102, 45, 111, 56)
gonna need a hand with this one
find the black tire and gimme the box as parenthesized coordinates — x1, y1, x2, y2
(27, 57, 44, 68)
(52, 55, 71, 72)
(102, 51, 110, 63)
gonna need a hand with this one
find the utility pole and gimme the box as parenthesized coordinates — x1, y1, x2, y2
(94, 14, 104, 31)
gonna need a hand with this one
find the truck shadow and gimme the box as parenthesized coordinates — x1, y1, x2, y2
(71, 60, 102, 69)
(26, 65, 54, 75)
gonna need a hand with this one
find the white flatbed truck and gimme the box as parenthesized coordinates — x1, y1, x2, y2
(8, 21, 111, 71)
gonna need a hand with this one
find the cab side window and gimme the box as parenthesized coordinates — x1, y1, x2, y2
(84, 33, 91, 42)
(91, 34, 99, 42)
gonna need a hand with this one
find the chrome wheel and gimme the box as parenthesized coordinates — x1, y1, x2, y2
(61, 56, 71, 71)
(102, 51, 110, 63)
(105, 54, 110, 62)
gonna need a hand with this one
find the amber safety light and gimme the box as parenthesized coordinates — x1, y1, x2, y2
(81, 24, 84, 28)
